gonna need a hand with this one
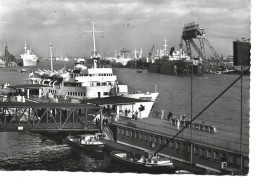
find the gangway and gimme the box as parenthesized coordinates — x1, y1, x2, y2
(0, 102, 102, 132)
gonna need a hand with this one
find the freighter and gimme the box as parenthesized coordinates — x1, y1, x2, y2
(20, 41, 38, 66)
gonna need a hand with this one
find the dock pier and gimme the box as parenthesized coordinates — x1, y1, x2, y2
(107, 115, 249, 175)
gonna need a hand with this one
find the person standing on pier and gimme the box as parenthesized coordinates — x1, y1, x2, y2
(168, 112, 173, 121)
(135, 110, 138, 120)
(125, 108, 128, 117)
(177, 118, 180, 130)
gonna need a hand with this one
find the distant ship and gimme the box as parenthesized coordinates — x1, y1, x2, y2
(20, 41, 38, 66)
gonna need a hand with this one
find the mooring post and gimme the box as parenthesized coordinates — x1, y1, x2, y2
(85, 108, 88, 130)
(72, 108, 75, 129)
(59, 108, 62, 129)
(4, 108, 7, 130)
(100, 109, 103, 132)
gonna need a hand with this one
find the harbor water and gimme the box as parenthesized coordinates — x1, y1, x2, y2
(0, 61, 250, 172)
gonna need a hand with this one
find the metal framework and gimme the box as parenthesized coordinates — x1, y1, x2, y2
(182, 22, 226, 69)
(0, 102, 102, 132)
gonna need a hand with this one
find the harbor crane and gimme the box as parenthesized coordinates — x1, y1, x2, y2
(182, 22, 227, 69)
(148, 45, 155, 62)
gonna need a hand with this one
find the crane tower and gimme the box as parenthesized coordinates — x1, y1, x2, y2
(182, 22, 226, 69)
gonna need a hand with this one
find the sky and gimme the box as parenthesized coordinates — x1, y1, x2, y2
(0, 0, 251, 58)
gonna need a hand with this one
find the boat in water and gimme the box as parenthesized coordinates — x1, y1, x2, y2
(110, 151, 176, 173)
(65, 133, 104, 152)
(24, 21, 159, 118)
(136, 69, 142, 73)
(20, 41, 38, 67)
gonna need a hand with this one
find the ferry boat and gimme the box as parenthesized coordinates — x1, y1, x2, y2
(65, 133, 104, 152)
(111, 151, 176, 173)
(25, 21, 159, 118)
(20, 41, 38, 67)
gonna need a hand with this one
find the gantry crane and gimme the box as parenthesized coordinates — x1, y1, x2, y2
(148, 45, 155, 62)
(182, 22, 227, 69)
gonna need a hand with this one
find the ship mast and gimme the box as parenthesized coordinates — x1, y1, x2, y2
(24, 41, 27, 54)
(163, 38, 168, 55)
(133, 49, 138, 59)
(85, 20, 102, 68)
(50, 42, 53, 72)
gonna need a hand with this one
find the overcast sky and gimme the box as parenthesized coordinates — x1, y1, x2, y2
(0, 0, 251, 58)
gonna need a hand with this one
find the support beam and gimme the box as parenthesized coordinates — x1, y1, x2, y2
(34, 109, 48, 129)
(61, 110, 74, 129)
(85, 109, 88, 130)
(48, 109, 60, 129)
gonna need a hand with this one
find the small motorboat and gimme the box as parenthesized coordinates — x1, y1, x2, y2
(136, 69, 142, 73)
(110, 151, 176, 173)
(65, 133, 104, 152)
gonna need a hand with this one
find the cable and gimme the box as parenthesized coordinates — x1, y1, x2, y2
(148, 66, 250, 160)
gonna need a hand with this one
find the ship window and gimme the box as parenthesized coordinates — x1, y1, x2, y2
(103, 92, 109, 95)
(89, 74, 92, 77)
(139, 133, 142, 140)
(102, 82, 106, 86)
(214, 152, 218, 160)
(176, 142, 180, 150)
(182, 143, 186, 152)
(135, 132, 138, 139)
(158, 138, 163, 145)
(169, 141, 173, 149)
(67, 92, 69, 95)
(121, 129, 125, 136)
(154, 137, 158, 144)
(207, 150, 212, 158)
(149, 135, 152, 142)
(244, 159, 249, 167)
(97, 83, 100, 86)
(131, 131, 134, 138)
(117, 127, 121, 134)
(84, 93, 86, 96)
(194, 146, 198, 155)
(126, 130, 129, 136)
(229, 155, 234, 163)
(164, 139, 168, 146)
(236, 157, 241, 165)
(144, 134, 147, 142)
(187, 145, 191, 153)
(200, 148, 205, 157)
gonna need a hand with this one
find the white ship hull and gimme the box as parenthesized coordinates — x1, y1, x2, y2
(23, 58, 37, 66)
(124, 92, 159, 101)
